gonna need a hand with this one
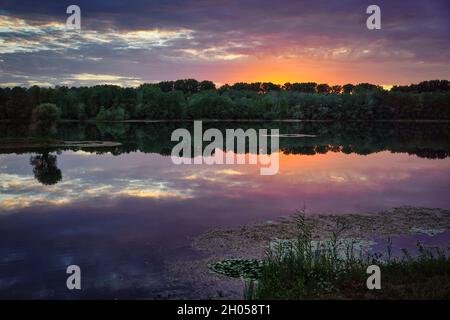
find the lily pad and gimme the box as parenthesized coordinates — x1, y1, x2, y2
(208, 259, 262, 280)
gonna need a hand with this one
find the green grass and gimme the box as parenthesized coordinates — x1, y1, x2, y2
(244, 214, 450, 299)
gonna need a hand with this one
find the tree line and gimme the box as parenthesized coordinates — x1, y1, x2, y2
(0, 79, 449, 122)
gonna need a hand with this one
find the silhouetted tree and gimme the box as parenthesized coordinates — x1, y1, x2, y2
(157, 81, 175, 92)
(354, 83, 383, 93)
(343, 84, 355, 94)
(174, 79, 200, 95)
(261, 82, 281, 93)
(289, 82, 317, 93)
(199, 80, 216, 91)
(317, 83, 332, 94)
(331, 85, 342, 94)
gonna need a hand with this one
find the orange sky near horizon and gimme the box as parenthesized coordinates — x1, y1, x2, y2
(191, 56, 432, 88)
(0, 1, 449, 88)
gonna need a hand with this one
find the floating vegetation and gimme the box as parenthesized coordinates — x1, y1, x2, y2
(208, 259, 262, 280)
(410, 227, 446, 236)
(245, 211, 450, 299)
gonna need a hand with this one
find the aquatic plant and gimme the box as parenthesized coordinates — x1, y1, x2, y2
(208, 259, 262, 280)
(243, 210, 450, 299)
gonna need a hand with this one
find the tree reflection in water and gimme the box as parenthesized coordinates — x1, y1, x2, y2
(30, 152, 62, 185)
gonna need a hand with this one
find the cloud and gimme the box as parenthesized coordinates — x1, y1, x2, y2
(0, 14, 194, 54)
(0, 72, 143, 87)
(0, 0, 449, 85)
(179, 47, 248, 61)
(0, 170, 193, 211)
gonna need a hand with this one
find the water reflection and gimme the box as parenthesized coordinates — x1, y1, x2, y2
(0, 121, 449, 298)
(2, 121, 450, 187)
(1, 121, 450, 159)
(30, 153, 62, 185)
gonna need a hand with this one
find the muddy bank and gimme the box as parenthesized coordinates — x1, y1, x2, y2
(167, 207, 450, 299)
(193, 206, 450, 257)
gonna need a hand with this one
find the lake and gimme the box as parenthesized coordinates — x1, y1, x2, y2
(1, 121, 450, 298)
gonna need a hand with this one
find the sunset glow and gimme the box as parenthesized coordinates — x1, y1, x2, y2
(0, 0, 449, 87)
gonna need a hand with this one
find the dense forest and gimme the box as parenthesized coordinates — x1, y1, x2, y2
(0, 79, 449, 122)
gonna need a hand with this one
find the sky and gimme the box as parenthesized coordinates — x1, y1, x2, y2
(0, 0, 449, 88)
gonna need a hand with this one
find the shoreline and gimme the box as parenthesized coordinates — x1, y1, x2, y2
(1, 119, 450, 124)
(0, 138, 122, 150)
(167, 206, 450, 299)
(192, 206, 450, 257)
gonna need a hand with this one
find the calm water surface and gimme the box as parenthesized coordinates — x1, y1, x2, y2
(0, 121, 449, 298)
